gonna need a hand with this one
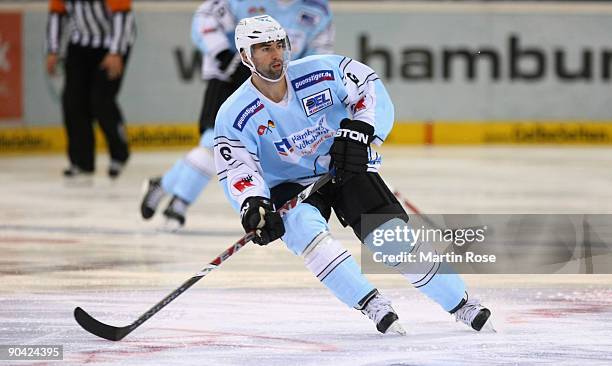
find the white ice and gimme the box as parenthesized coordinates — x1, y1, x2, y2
(1, 147, 611, 365)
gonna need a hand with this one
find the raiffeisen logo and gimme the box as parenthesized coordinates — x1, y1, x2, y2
(233, 99, 264, 131)
(292, 70, 334, 91)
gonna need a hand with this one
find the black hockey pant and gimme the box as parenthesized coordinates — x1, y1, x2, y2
(271, 172, 409, 241)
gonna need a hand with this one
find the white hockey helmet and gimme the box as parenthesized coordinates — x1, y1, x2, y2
(235, 15, 291, 82)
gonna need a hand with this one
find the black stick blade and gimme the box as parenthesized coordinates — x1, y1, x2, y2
(74, 307, 131, 341)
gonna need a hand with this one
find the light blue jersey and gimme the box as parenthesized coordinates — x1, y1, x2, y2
(192, 0, 334, 80)
(214, 54, 394, 211)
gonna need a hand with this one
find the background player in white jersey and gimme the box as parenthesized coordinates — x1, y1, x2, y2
(140, 0, 334, 229)
(214, 15, 493, 333)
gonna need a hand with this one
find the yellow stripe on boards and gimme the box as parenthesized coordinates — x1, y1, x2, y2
(1, 121, 612, 155)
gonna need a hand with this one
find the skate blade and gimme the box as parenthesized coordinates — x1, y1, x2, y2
(384, 321, 407, 336)
(480, 317, 497, 333)
(140, 179, 151, 195)
(159, 218, 183, 233)
(64, 175, 94, 187)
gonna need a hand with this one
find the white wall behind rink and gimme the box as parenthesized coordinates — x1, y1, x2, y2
(8, 1, 612, 126)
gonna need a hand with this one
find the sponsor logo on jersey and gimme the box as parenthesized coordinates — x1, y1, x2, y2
(232, 175, 255, 193)
(302, 89, 333, 116)
(291, 70, 334, 91)
(274, 138, 294, 157)
(352, 96, 367, 113)
(230, 173, 261, 197)
(233, 99, 264, 132)
(257, 120, 275, 136)
(273, 115, 334, 162)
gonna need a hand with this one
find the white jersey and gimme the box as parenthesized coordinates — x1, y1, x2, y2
(214, 54, 395, 211)
(191, 0, 334, 80)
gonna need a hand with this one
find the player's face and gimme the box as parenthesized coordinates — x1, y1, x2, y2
(251, 40, 287, 80)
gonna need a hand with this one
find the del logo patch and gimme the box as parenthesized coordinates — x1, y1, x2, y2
(302, 89, 333, 117)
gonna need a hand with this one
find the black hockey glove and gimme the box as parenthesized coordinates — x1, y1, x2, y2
(240, 196, 285, 245)
(215, 49, 235, 71)
(215, 49, 251, 84)
(329, 119, 375, 183)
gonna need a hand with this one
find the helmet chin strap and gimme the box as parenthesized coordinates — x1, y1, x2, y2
(243, 53, 287, 83)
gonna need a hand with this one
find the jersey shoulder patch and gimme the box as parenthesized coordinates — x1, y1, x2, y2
(232, 98, 264, 132)
(218, 83, 263, 132)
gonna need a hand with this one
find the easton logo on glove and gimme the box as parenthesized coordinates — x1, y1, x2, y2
(334, 128, 370, 144)
(329, 119, 375, 182)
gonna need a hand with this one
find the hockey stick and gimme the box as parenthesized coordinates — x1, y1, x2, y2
(74, 172, 333, 341)
(391, 186, 488, 236)
(391, 188, 442, 230)
(387, 182, 443, 230)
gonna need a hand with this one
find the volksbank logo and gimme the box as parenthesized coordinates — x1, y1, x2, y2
(233, 99, 264, 131)
(273, 115, 334, 163)
(274, 138, 294, 157)
(292, 70, 334, 91)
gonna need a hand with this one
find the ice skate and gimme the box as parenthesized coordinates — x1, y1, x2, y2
(62, 165, 94, 186)
(162, 196, 187, 232)
(140, 177, 165, 219)
(360, 293, 406, 335)
(454, 297, 495, 332)
(63, 165, 93, 178)
(108, 160, 126, 179)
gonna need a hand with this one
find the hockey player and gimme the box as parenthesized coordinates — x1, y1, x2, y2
(140, 0, 334, 229)
(213, 15, 493, 333)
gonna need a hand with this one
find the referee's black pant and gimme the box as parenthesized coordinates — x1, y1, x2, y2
(62, 44, 130, 172)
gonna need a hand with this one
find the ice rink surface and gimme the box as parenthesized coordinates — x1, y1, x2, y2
(1, 146, 612, 365)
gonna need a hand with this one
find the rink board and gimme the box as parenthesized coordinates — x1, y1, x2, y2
(2, 121, 612, 155)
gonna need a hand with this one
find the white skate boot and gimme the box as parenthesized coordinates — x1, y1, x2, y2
(360, 292, 406, 335)
(140, 177, 165, 219)
(454, 297, 494, 332)
(162, 196, 187, 232)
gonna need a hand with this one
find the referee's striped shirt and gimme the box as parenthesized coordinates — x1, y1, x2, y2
(46, 0, 136, 55)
